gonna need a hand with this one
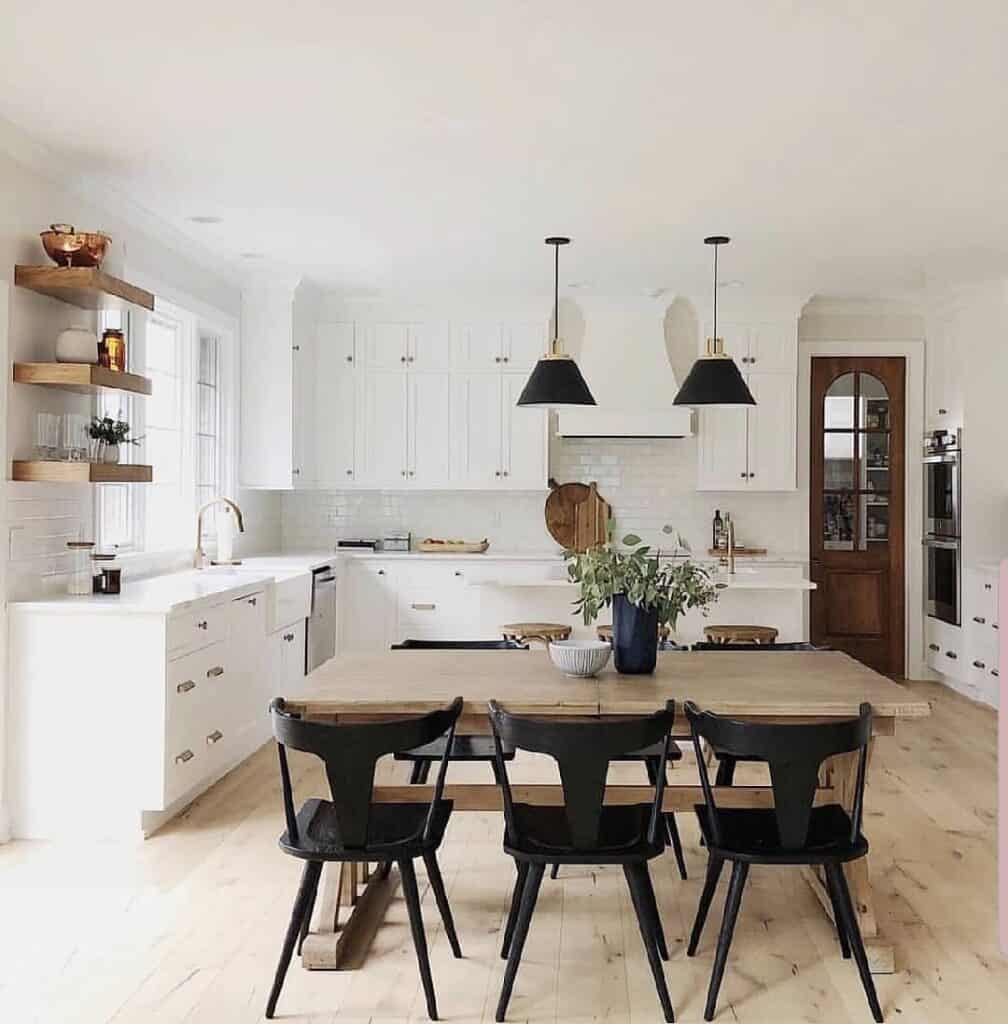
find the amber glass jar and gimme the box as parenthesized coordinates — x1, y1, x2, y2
(102, 328, 126, 372)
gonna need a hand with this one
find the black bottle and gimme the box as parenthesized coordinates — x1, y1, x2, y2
(713, 509, 722, 551)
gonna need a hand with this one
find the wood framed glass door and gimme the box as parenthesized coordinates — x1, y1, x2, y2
(810, 357, 906, 676)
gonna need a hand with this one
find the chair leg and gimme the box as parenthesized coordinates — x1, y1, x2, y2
(687, 854, 725, 956)
(417, 760, 433, 784)
(501, 860, 529, 959)
(265, 859, 323, 1019)
(495, 862, 545, 1022)
(399, 858, 439, 1020)
(550, 863, 559, 879)
(377, 859, 392, 880)
(714, 756, 737, 787)
(636, 860, 670, 961)
(423, 851, 462, 958)
(703, 861, 748, 1022)
(666, 814, 688, 880)
(409, 760, 425, 784)
(823, 863, 852, 959)
(828, 863, 884, 1023)
(296, 859, 323, 955)
(623, 863, 675, 1023)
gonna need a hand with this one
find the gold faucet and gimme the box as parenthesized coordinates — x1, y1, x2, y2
(726, 517, 736, 575)
(194, 497, 245, 569)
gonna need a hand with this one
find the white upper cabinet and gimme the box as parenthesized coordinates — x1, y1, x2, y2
(360, 370, 409, 485)
(408, 322, 451, 370)
(696, 317, 798, 491)
(502, 321, 546, 372)
(408, 372, 451, 486)
(314, 322, 357, 486)
(502, 373, 549, 487)
(452, 372, 505, 486)
(363, 322, 411, 369)
(451, 321, 505, 371)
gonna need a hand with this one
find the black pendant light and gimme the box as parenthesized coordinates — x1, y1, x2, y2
(516, 237, 596, 408)
(673, 236, 756, 408)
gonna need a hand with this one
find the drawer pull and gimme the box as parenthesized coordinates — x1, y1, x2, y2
(177, 680, 196, 694)
(283, 632, 295, 642)
(945, 650, 958, 660)
(411, 602, 436, 611)
(454, 571, 463, 577)
(249, 597, 257, 607)
(972, 616, 986, 624)
(206, 666, 225, 678)
(973, 660, 986, 669)
(197, 620, 208, 631)
(206, 730, 224, 745)
(984, 583, 993, 590)
(928, 643, 940, 652)
(992, 668, 1000, 677)
(175, 749, 194, 765)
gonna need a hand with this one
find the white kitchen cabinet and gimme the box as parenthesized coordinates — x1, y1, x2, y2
(408, 373, 451, 486)
(696, 318, 798, 492)
(926, 312, 966, 430)
(341, 561, 399, 652)
(270, 619, 306, 693)
(962, 568, 1000, 706)
(925, 616, 965, 683)
(362, 322, 450, 371)
(451, 372, 548, 489)
(503, 322, 547, 372)
(503, 373, 549, 487)
(451, 319, 546, 372)
(315, 321, 358, 486)
(227, 590, 269, 746)
(395, 565, 476, 640)
(360, 370, 409, 485)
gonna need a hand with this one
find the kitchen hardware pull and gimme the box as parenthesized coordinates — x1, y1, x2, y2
(401, 470, 407, 477)
(206, 730, 223, 745)
(346, 469, 353, 476)
(345, 354, 353, 363)
(177, 680, 196, 694)
(284, 632, 295, 642)
(993, 669, 1000, 677)
(175, 749, 194, 764)
(945, 650, 957, 659)
(740, 472, 747, 478)
(408, 470, 415, 477)
(938, 407, 948, 415)
(206, 666, 224, 678)
(408, 355, 415, 362)
(494, 356, 501, 363)
(984, 583, 993, 590)
(454, 570, 462, 577)
(292, 344, 300, 352)
(973, 660, 986, 669)
(197, 620, 208, 630)
(928, 643, 940, 651)
(400, 355, 407, 363)
(293, 468, 301, 476)
(495, 470, 501, 477)
(249, 597, 257, 607)
(411, 602, 436, 611)
(973, 616, 986, 624)
(502, 470, 509, 477)
(502, 356, 509, 362)
(377, 569, 385, 575)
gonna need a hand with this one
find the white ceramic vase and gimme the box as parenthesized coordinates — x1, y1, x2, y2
(101, 443, 120, 465)
(55, 326, 100, 364)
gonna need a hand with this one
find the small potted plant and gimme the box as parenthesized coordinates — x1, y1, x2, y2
(566, 525, 719, 674)
(88, 416, 142, 464)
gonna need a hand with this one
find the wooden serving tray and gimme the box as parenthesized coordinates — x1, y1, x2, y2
(416, 539, 490, 553)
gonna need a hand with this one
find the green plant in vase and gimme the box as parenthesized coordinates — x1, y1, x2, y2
(88, 416, 143, 465)
(566, 524, 718, 673)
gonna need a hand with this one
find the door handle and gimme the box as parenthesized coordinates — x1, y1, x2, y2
(411, 603, 436, 611)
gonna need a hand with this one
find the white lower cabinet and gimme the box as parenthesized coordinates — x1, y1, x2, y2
(9, 582, 296, 839)
(961, 568, 1000, 705)
(925, 616, 964, 683)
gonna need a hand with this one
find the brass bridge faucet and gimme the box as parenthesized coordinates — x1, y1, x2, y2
(194, 497, 245, 569)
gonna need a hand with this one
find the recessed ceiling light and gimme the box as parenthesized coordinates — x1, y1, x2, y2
(188, 215, 223, 224)
(240, 252, 264, 260)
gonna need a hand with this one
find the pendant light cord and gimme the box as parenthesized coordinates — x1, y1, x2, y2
(712, 243, 718, 343)
(553, 242, 559, 354)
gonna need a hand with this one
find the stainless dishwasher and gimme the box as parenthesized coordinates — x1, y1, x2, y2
(306, 564, 337, 672)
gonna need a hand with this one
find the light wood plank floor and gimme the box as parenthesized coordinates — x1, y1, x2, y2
(1, 681, 1004, 1023)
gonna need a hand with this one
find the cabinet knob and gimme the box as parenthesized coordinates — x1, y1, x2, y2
(972, 615, 986, 624)
(206, 730, 223, 745)
(408, 355, 415, 363)
(197, 620, 208, 630)
(401, 470, 407, 477)
(495, 470, 501, 477)
(928, 643, 940, 652)
(346, 469, 353, 476)
(346, 354, 353, 363)
(494, 356, 501, 363)
(249, 597, 257, 607)
(945, 650, 957, 660)
(454, 570, 463, 577)
(177, 680, 196, 694)
(292, 468, 301, 476)
(992, 668, 1000, 677)
(283, 632, 295, 642)
(938, 407, 948, 415)
(400, 355, 407, 363)
(206, 665, 224, 678)
(175, 749, 194, 765)
(292, 344, 300, 352)
(408, 470, 415, 477)
(740, 472, 747, 479)
(503, 356, 509, 363)
(984, 583, 993, 590)
(973, 660, 986, 669)
(502, 470, 509, 477)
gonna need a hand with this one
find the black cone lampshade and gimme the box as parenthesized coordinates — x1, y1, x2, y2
(517, 236, 596, 409)
(673, 235, 756, 408)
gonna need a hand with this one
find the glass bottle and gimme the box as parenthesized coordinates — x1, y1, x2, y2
(67, 540, 95, 595)
(102, 328, 126, 372)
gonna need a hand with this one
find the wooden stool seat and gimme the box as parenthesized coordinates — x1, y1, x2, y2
(597, 623, 671, 643)
(501, 622, 572, 644)
(703, 624, 779, 645)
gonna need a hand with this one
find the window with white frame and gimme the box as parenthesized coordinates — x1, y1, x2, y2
(97, 299, 233, 554)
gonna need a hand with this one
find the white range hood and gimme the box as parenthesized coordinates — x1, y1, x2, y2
(556, 298, 694, 438)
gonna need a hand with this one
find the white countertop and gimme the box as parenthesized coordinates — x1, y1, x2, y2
(470, 569, 815, 592)
(331, 548, 810, 564)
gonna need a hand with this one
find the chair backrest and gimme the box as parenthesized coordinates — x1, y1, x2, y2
(685, 700, 872, 851)
(488, 700, 676, 851)
(270, 696, 463, 849)
(391, 638, 528, 650)
(690, 641, 831, 652)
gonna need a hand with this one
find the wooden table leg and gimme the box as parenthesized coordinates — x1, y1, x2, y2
(300, 861, 400, 970)
(801, 744, 894, 974)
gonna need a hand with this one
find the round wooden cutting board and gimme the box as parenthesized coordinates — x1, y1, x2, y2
(544, 479, 611, 552)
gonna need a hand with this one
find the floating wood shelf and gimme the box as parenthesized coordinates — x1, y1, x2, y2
(13, 363, 153, 397)
(12, 461, 153, 484)
(14, 266, 155, 312)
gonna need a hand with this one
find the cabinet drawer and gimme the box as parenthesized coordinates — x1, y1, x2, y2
(166, 642, 228, 744)
(167, 604, 227, 658)
(164, 728, 212, 806)
(925, 617, 964, 681)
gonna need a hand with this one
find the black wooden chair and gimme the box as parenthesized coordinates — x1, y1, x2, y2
(391, 639, 527, 783)
(489, 699, 678, 1023)
(690, 642, 832, 785)
(684, 700, 882, 1023)
(267, 695, 464, 1021)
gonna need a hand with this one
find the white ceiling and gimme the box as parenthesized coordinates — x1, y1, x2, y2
(2, 1, 1007, 300)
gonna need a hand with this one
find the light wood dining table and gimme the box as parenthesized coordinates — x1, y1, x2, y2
(282, 648, 931, 975)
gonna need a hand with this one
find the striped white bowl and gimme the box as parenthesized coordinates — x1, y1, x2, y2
(548, 639, 612, 678)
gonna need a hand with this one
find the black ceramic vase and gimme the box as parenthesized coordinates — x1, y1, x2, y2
(612, 593, 659, 674)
